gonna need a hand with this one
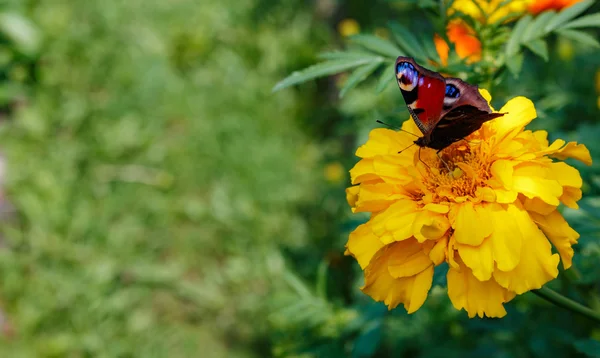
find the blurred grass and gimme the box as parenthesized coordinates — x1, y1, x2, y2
(0, 0, 599, 357)
(0, 0, 330, 356)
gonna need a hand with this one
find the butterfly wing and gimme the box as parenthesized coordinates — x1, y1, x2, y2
(395, 57, 446, 137)
(440, 77, 493, 116)
(426, 77, 505, 150)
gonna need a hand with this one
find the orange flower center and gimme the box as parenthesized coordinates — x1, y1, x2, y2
(419, 141, 491, 201)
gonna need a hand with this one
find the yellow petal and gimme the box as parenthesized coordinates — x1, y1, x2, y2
(457, 237, 494, 281)
(479, 88, 492, 105)
(423, 203, 450, 213)
(490, 160, 514, 188)
(447, 235, 459, 268)
(447, 262, 513, 318)
(492, 96, 537, 145)
(489, 203, 523, 272)
(428, 235, 448, 265)
(370, 200, 420, 244)
(532, 130, 549, 148)
(362, 243, 434, 313)
(350, 158, 380, 184)
(346, 186, 360, 208)
(412, 210, 451, 242)
(547, 162, 584, 208)
(475, 186, 496, 202)
(561, 187, 582, 209)
(387, 239, 433, 278)
(512, 163, 563, 206)
(493, 209, 559, 294)
(355, 128, 414, 158)
(530, 210, 579, 269)
(451, 202, 493, 246)
(549, 162, 582, 188)
(346, 222, 386, 269)
(522, 196, 556, 215)
(353, 183, 408, 213)
(550, 142, 592, 166)
(493, 188, 518, 203)
(372, 155, 415, 185)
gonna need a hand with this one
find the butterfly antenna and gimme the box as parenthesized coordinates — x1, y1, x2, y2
(398, 142, 416, 154)
(376, 120, 419, 138)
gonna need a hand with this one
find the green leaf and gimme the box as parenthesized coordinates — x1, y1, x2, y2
(375, 64, 395, 94)
(524, 39, 549, 61)
(505, 52, 524, 77)
(522, 11, 556, 40)
(0, 12, 41, 57)
(316, 260, 328, 299)
(506, 15, 532, 56)
(349, 34, 403, 58)
(352, 322, 382, 358)
(544, 0, 595, 33)
(556, 28, 600, 48)
(388, 22, 427, 62)
(339, 61, 383, 98)
(559, 13, 600, 29)
(318, 51, 377, 61)
(422, 36, 441, 63)
(272, 57, 379, 92)
(573, 339, 600, 357)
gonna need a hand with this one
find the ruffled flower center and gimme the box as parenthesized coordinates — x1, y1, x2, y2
(420, 140, 491, 202)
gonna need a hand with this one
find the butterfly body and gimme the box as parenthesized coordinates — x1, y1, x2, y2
(395, 57, 505, 151)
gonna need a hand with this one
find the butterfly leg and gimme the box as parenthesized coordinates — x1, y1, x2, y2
(436, 149, 452, 173)
(416, 147, 431, 170)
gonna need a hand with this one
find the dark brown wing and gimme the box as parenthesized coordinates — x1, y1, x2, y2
(425, 106, 505, 150)
(440, 77, 492, 117)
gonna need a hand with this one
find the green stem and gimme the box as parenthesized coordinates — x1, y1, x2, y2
(533, 286, 600, 324)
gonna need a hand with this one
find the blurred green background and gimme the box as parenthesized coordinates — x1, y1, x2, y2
(0, 0, 599, 357)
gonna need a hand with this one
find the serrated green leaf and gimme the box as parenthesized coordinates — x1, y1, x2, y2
(388, 22, 427, 62)
(560, 13, 600, 29)
(522, 11, 556, 40)
(339, 61, 382, 98)
(506, 15, 532, 55)
(349, 34, 403, 58)
(318, 51, 376, 61)
(272, 57, 379, 92)
(523, 39, 549, 61)
(505, 52, 524, 77)
(544, 0, 595, 33)
(375, 64, 395, 93)
(556, 28, 600, 48)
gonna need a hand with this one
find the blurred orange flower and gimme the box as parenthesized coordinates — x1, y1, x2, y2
(434, 20, 482, 66)
(528, 0, 583, 14)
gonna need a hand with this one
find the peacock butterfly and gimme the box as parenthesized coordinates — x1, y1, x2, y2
(394, 56, 505, 151)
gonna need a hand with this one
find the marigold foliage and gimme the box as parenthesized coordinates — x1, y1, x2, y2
(345, 91, 592, 318)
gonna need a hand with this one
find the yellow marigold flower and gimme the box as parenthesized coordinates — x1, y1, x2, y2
(434, 20, 482, 66)
(450, 0, 529, 24)
(345, 91, 592, 318)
